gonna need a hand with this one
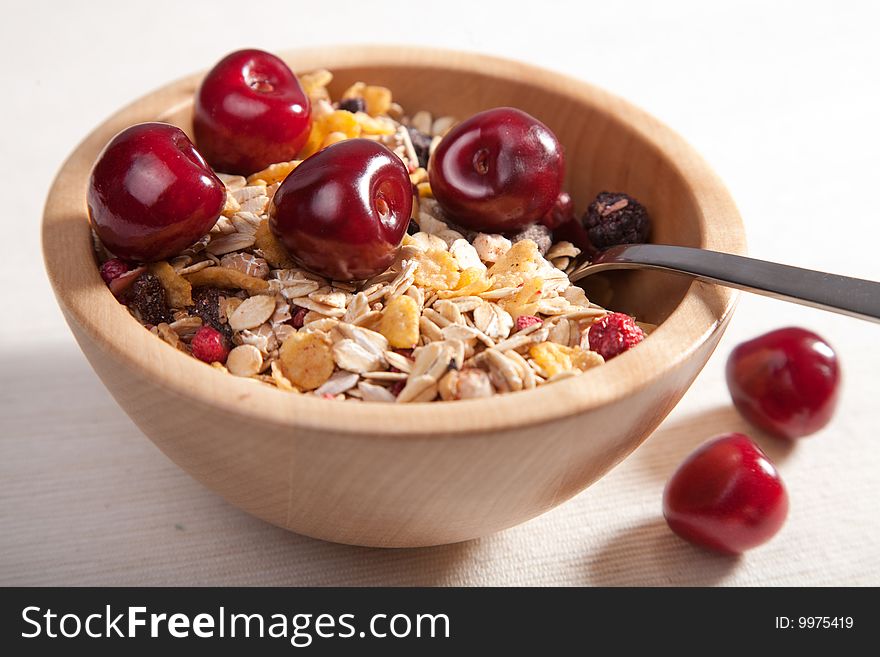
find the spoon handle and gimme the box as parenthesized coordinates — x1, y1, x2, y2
(569, 244, 880, 323)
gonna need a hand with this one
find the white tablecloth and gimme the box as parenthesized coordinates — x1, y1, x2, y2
(2, 0, 878, 585)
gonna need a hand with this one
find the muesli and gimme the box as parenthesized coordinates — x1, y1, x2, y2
(90, 50, 654, 402)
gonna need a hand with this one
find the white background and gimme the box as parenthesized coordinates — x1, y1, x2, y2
(1, 0, 878, 584)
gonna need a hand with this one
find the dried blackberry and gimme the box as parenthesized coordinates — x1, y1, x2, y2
(407, 126, 432, 169)
(125, 273, 170, 326)
(583, 192, 651, 250)
(508, 222, 552, 256)
(338, 97, 366, 113)
(190, 287, 232, 340)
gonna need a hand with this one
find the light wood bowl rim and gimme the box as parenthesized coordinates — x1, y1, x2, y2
(42, 45, 745, 437)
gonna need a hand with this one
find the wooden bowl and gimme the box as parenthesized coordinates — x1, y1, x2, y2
(43, 46, 745, 547)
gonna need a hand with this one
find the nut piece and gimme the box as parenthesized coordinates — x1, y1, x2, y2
(379, 295, 420, 348)
(279, 332, 335, 391)
(226, 344, 263, 377)
(456, 368, 494, 399)
(228, 295, 276, 331)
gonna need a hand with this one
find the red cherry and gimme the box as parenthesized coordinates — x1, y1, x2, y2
(194, 49, 311, 174)
(269, 139, 412, 281)
(428, 107, 564, 232)
(726, 327, 840, 439)
(539, 191, 575, 230)
(88, 123, 225, 262)
(663, 433, 788, 554)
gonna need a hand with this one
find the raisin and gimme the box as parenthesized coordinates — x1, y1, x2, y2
(583, 192, 651, 250)
(190, 287, 232, 340)
(407, 126, 432, 169)
(338, 97, 366, 113)
(125, 273, 170, 326)
(288, 305, 308, 329)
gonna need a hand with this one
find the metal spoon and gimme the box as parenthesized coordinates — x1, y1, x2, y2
(567, 243, 880, 323)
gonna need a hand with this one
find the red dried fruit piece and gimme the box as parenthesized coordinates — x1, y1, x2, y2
(390, 379, 406, 397)
(99, 258, 130, 284)
(190, 325, 230, 364)
(515, 315, 542, 332)
(289, 305, 308, 329)
(588, 312, 645, 360)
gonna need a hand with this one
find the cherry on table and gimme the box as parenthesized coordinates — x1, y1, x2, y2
(726, 327, 840, 439)
(269, 139, 412, 281)
(428, 107, 564, 233)
(194, 49, 311, 174)
(663, 433, 789, 555)
(87, 122, 225, 263)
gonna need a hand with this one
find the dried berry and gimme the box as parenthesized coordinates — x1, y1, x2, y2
(508, 222, 552, 256)
(190, 287, 232, 340)
(337, 97, 366, 113)
(125, 273, 170, 326)
(515, 315, 543, 332)
(389, 379, 406, 397)
(190, 325, 230, 364)
(289, 305, 308, 329)
(406, 218, 419, 236)
(588, 312, 646, 360)
(583, 192, 650, 250)
(407, 126, 432, 169)
(100, 258, 130, 284)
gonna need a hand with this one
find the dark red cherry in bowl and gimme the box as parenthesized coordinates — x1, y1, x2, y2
(269, 139, 412, 281)
(87, 122, 225, 263)
(428, 107, 564, 233)
(194, 49, 311, 174)
(726, 327, 840, 439)
(663, 433, 788, 555)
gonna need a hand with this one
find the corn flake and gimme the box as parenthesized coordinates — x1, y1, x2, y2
(529, 342, 604, 378)
(247, 160, 301, 186)
(438, 267, 491, 299)
(363, 85, 392, 116)
(499, 277, 544, 319)
(279, 332, 335, 391)
(412, 249, 460, 290)
(488, 239, 541, 288)
(379, 295, 420, 348)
